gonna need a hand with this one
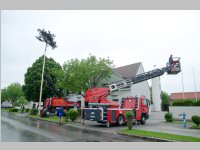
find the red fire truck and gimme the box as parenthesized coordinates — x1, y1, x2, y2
(83, 55, 181, 127)
(45, 97, 81, 113)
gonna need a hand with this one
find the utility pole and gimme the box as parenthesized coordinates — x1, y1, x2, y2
(192, 67, 198, 102)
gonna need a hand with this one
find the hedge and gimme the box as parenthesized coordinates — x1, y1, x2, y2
(191, 116, 200, 127)
(165, 112, 173, 122)
(172, 99, 200, 106)
(8, 108, 19, 112)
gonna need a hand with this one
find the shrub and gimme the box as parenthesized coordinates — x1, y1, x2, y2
(194, 100, 200, 106)
(192, 116, 200, 127)
(165, 112, 173, 122)
(172, 99, 200, 106)
(8, 108, 13, 112)
(8, 108, 19, 112)
(30, 108, 38, 115)
(125, 111, 134, 130)
(183, 100, 194, 106)
(25, 108, 30, 113)
(68, 109, 78, 122)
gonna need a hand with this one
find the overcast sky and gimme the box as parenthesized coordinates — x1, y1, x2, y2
(1, 10, 200, 94)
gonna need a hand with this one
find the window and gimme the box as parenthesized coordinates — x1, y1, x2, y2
(112, 99, 119, 102)
(143, 99, 150, 106)
(143, 99, 147, 106)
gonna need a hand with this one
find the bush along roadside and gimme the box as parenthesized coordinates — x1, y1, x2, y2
(191, 115, 200, 129)
(125, 110, 134, 130)
(172, 99, 200, 106)
(68, 109, 78, 122)
(8, 108, 19, 113)
(165, 112, 173, 122)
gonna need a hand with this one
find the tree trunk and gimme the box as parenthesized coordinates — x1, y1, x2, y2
(38, 43, 48, 114)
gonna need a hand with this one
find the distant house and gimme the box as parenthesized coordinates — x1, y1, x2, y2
(170, 92, 200, 101)
(100, 62, 151, 102)
(1, 100, 12, 108)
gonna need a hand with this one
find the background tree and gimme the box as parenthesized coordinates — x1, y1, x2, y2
(161, 91, 169, 111)
(23, 56, 64, 103)
(1, 88, 9, 103)
(16, 96, 28, 112)
(2, 83, 24, 106)
(62, 55, 114, 93)
(36, 28, 57, 110)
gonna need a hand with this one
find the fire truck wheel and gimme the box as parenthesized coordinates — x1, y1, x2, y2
(140, 115, 146, 125)
(118, 115, 125, 126)
(106, 121, 110, 128)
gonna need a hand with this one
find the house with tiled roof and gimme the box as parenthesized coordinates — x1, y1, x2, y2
(170, 92, 200, 101)
(100, 62, 151, 103)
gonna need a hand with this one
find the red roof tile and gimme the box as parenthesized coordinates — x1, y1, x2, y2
(170, 92, 200, 100)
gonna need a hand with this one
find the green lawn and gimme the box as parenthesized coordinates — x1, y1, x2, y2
(119, 129, 200, 142)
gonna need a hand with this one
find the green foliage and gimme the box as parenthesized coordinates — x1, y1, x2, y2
(1, 83, 24, 106)
(25, 108, 30, 113)
(8, 108, 19, 112)
(165, 112, 173, 122)
(125, 110, 134, 119)
(30, 109, 39, 115)
(62, 55, 114, 93)
(23, 56, 64, 102)
(193, 100, 200, 106)
(36, 28, 57, 49)
(16, 96, 28, 107)
(1, 88, 9, 102)
(172, 100, 200, 106)
(125, 111, 134, 130)
(161, 91, 169, 111)
(162, 91, 169, 104)
(68, 109, 78, 122)
(191, 116, 200, 127)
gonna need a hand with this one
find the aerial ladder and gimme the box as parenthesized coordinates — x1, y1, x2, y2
(108, 56, 181, 92)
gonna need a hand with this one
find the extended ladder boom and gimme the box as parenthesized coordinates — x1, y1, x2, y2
(108, 55, 181, 92)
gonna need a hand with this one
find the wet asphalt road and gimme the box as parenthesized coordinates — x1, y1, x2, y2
(1, 111, 147, 142)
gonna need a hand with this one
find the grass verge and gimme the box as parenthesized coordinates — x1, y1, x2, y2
(28, 114, 67, 123)
(191, 125, 200, 129)
(119, 129, 200, 142)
